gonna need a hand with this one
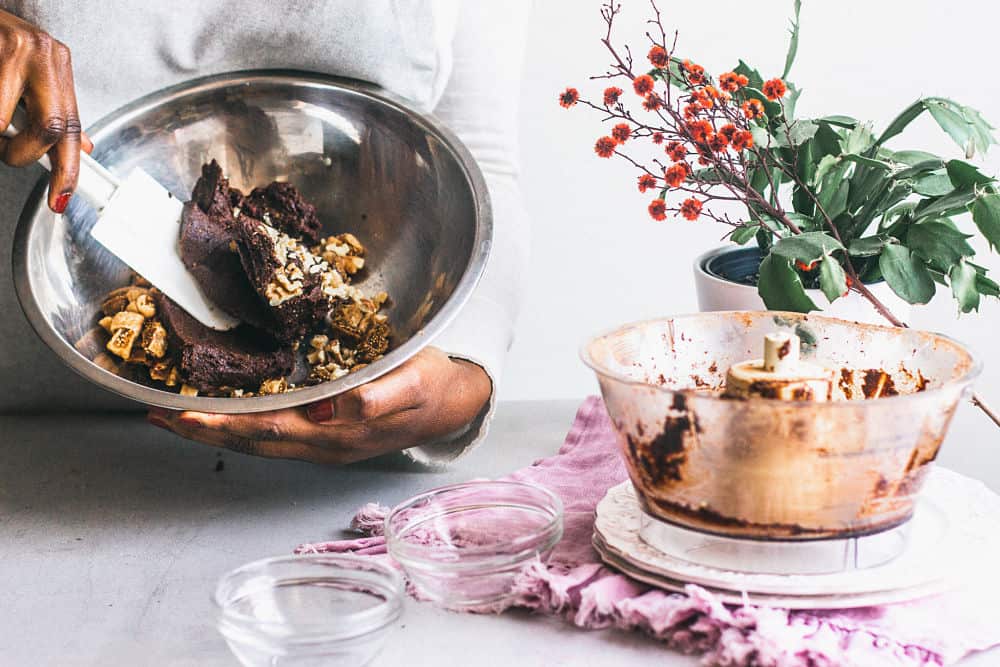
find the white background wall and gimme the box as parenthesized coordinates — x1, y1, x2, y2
(502, 0, 1000, 404)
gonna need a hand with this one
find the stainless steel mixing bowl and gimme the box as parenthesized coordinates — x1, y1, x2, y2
(582, 311, 980, 540)
(13, 71, 491, 412)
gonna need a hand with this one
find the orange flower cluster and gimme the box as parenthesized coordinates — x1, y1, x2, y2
(762, 78, 787, 101)
(681, 60, 706, 85)
(611, 123, 632, 143)
(559, 87, 579, 108)
(633, 74, 655, 96)
(679, 198, 703, 221)
(603, 86, 623, 106)
(642, 93, 663, 111)
(663, 162, 690, 188)
(665, 141, 687, 162)
(719, 71, 749, 93)
(594, 136, 616, 158)
(742, 99, 765, 120)
(687, 120, 713, 142)
(637, 173, 658, 193)
(651, 132, 665, 144)
(648, 198, 667, 221)
(648, 45, 669, 68)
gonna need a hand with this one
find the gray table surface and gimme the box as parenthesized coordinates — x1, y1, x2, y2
(0, 398, 997, 666)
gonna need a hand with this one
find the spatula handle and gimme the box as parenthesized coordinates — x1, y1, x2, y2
(4, 104, 120, 211)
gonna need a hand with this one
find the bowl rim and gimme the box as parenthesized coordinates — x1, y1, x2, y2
(579, 310, 983, 408)
(12, 69, 493, 413)
(212, 553, 405, 640)
(384, 480, 564, 566)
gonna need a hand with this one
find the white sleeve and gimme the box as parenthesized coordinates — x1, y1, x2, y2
(403, 0, 533, 466)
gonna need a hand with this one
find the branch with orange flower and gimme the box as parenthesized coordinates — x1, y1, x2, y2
(560, 0, 1000, 427)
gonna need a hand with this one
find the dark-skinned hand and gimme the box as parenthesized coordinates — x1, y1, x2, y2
(147, 347, 492, 464)
(0, 10, 93, 211)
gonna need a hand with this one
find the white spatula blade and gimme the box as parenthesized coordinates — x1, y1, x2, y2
(89, 168, 240, 331)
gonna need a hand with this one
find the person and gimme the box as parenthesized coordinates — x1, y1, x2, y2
(0, 1, 530, 465)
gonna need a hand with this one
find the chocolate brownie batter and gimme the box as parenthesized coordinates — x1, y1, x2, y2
(155, 293, 295, 392)
(238, 181, 323, 245)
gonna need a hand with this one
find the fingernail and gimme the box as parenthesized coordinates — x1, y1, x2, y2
(147, 415, 170, 430)
(53, 192, 72, 214)
(307, 399, 334, 422)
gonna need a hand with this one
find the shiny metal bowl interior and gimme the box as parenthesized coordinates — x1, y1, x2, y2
(582, 311, 979, 541)
(13, 71, 491, 412)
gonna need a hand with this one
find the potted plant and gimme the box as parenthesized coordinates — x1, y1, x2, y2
(558, 1, 1000, 329)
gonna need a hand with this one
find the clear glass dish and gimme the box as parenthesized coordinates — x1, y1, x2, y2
(213, 554, 404, 667)
(385, 481, 564, 609)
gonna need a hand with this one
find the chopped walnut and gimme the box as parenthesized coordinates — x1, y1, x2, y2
(134, 293, 156, 318)
(101, 288, 131, 316)
(179, 384, 199, 397)
(259, 377, 289, 395)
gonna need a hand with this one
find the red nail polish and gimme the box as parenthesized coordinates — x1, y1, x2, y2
(307, 400, 334, 422)
(53, 192, 72, 214)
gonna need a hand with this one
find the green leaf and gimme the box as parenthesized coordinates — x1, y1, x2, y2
(785, 83, 801, 121)
(750, 124, 772, 148)
(849, 236, 887, 257)
(820, 115, 858, 129)
(783, 120, 819, 146)
(976, 272, 1000, 297)
(908, 219, 975, 272)
(782, 0, 802, 79)
(733, 60, 765, 90)
(915, 185, 977, 220)
(945, 159, 995, 188)
(824, 180, 850, 220)
(889, 150, 943, 166)
(813, 154, 840, 186)
(878, 100, 927, 146)
(756, 227, 774, 253)
(879, 244, 936, 304)
(819, 254, 847, 303)
(841, 154, 893, 170)
(731, 225, 760, 245)
(894, 159, 946, 180)
(949, 261, 980, 312)
(877, 98, 998, 156)
(844, 123, 875, 154)
(771, 231, 845, 263)
(927, 101, 984, 158)
(971, 193, 1000, 250)
(758, 254, 818, 312)
(912, 172, 954, 197)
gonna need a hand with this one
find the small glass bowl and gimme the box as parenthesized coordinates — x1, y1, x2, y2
(213, 554, 404, 667)
(385, 480, 564, 609)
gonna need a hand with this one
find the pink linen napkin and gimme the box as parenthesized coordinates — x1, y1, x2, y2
(296, 397, 1000, 667)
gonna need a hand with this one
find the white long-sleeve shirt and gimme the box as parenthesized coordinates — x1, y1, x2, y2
(0, 1, 531, 462)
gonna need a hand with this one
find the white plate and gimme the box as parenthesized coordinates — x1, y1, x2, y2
(593, 468, 1000, 605)
(592, 533, 948, 609)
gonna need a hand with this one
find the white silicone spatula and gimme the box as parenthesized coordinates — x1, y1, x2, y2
(4, 105, 239, 330)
